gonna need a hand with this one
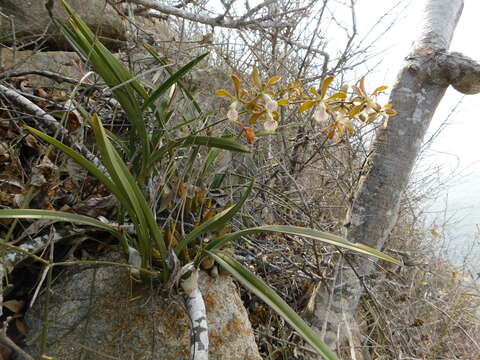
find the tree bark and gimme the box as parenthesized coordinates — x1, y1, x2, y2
(309, 0, 480, 354)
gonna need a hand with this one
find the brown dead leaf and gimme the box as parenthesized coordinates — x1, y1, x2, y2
(24, 134, 45, 153)
(67, 111, 80, 132)
(411, 318, 424, 327)
(36, 88, 49, 99)
(73, 195, 117, 217)
(3, 299, 24, 313)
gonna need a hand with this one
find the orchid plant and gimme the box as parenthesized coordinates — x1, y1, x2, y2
(0, 2, 401, 360)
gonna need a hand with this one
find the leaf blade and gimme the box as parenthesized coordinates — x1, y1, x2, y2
(177, 180, 254, 256)
(210, 253, 339, 360)
(206, 225, 400, 265)
(142, 52, 209, 110)
(0, 209, 121, 237)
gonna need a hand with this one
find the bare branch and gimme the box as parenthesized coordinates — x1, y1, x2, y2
(0, 317, 35, 360)
(127, 0, 292, 29)
(0, 69, 93, 85)
(0, 84, 106, 174)
(238, 0, 277, 22)
(180, 266, 209, 360)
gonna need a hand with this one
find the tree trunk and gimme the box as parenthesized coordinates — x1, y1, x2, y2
(309, 0, 480, 354)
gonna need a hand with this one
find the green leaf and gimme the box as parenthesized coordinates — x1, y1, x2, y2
(210, 252, 339, 360)
(145, 135, 249, 175)
(60, 0, 147, 96)
(196, 148, 223, 186)
(205, 225, 401, 265)
(180, 136, 250, 152)
(23, 126, 132, 210)
(103, 128, 132, 158)
(58, 0, 150, 164)
(0, 209, 122, 238)
(177, 179, 254, 257)
(143, 43, 203, 114)
(91, 115, 166, 262)
(142, 52, 209, 110)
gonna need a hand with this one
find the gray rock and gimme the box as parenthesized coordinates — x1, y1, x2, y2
(1, 49, 83, 88)
(0, 0, 126, 50)
(24, 251, 261, 360)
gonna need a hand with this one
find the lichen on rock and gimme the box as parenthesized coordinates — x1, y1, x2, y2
(24, 250, 261, 360)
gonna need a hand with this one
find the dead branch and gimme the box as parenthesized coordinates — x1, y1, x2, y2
(127, 0, 296, 29)
(0, 317, 35, 360)
(0, 84, 106, 174)
(0, 70, 96, 86)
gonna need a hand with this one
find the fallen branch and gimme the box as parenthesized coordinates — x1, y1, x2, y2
(0, 317, 35, 360)
(180, 265, 209, 360)
(3, 233, 59, 270)
(0, 70, 91, 86)
(0, 84, 106, 173)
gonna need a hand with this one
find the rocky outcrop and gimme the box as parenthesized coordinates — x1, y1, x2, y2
(24, 251, 261, 360)
(0, 0, 126, 50)
(1, 49, 83, 88)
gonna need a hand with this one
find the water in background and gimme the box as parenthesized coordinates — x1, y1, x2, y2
(426, 169, 480, 277)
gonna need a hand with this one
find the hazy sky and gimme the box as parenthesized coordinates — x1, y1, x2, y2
(355, 0, 480, 267)
(423, 0, 480, 267)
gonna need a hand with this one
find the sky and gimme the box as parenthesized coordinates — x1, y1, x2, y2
(353, 0, 480, 271)
(424, 0, 480, 271)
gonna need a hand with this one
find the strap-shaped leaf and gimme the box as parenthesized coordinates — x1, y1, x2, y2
(205, 225, 400, 265)
(210, 252, 339, 360)
(142, 52, 209, 110)
(23, 126, 134, 213)
(0, 209, 122, 239)
(176, 180, 254, 255)
(58, 0, 150, 164)
(144, 43, 203, 114)
(91, 115, 166, 261)
(145, 135, 249, 175)
(197, 148, 223, 186)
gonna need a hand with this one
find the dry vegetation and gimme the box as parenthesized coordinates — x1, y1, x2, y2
(0, 0, 479, 359)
